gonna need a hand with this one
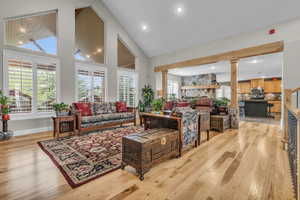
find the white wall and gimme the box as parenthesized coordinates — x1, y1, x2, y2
(0, 0, 151, 134)
(150, 18, 300, 92)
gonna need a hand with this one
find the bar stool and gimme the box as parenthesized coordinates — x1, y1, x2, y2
(267, 103, 274, 118)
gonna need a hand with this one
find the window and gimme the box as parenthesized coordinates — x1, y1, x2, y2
(75, 7, 105, 63)
(5, 11, 57, 55)
(118, 71, 138, 107)
(168, 80, 179, 99)
(118, 38, 135, 69)
(76, 64, 106, 102)
(3, 50, 59, 116)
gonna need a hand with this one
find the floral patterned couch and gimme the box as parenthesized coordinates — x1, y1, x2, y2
(72, 102, 136, 133)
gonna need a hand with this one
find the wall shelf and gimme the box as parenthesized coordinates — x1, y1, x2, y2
(181, 85, 220, 90)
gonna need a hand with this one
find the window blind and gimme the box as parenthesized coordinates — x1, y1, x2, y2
(8, 59, 33, 113)
(37, 63, 57, 112)
(118, 72, 137, 107)
(77, 68, 105, 102)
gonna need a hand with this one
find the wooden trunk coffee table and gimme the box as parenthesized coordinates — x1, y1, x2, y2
(139, 112, 183, 157)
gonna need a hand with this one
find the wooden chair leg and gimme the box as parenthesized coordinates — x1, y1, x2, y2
(207, 130, 210, 141)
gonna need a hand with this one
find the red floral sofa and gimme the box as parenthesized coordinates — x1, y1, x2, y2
(72, 102, 136, 133)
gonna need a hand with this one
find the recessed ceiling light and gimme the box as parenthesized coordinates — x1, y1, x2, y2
(177, 7, 183, 13)
(174, 5, 185, 16)
(18, 41, 23, 45)
(211, 66, 216, 70)
(97, 48, 102, 53)
(141, 24, 148, 31)
(86, 54, 91, 58)
(20, 27, 26, 33)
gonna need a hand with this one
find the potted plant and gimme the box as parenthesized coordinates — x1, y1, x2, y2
(213, 97, 230, 115)
(0, 90, 10, 121)
(141, 84, 154, 112)
(53, 103, 70, 116)
(151, 98, 164, 114)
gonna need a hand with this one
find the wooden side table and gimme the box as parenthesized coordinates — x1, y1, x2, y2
(210, 115, 230, 132)
(198, 112, 210, 142)
(52, 115, 78, 138)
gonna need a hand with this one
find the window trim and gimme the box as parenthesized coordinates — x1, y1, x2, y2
(75, 61, 107, 102)
(3, 49, 61, 120)
(4, 10, 58, 57)
(117, 69, 139, 107)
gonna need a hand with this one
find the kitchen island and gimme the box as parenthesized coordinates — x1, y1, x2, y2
(242, 100, 268, 118)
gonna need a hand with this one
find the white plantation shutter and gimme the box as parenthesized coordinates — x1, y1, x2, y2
(8, 59, 33, 113)
(93, 71, 105, 102)
(118, 71, 137, 107)
(77, 70, 92, 102)
(4, 50, 59, 116)
(76, 65, 106, 102)
(37, 63, 57, 112)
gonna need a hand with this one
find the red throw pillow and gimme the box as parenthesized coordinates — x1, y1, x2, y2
(164, 101, 174, 110)
(116, 101, 128, 112)
(176, 102, 190, 107)
(74, 102, 92, 116)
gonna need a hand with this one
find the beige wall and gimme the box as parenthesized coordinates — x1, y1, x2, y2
(0, 0, 151, 134)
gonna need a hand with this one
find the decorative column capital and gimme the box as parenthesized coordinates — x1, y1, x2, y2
(230, 58, 239, 64)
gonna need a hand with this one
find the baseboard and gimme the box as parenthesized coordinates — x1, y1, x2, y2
(14, 127, 53, 137)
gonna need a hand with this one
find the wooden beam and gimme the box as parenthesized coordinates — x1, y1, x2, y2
(162, 70, 168, 99)
(154, 41, 284, 72)
(230, 59, 238, 109)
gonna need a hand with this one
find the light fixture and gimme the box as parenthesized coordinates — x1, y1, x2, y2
(18, 41, 23, 45)
(20, 27, 26, 33)
(211, 66, 216, 70)
(174, 5, 185, 16)
(177, 7, 183, 13)
(86, 54, 91, 58)
(97, 48, 102, 53)
(141, 24, 148, 31)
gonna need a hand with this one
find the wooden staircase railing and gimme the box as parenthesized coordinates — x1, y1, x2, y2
(284, 88, 300, 200)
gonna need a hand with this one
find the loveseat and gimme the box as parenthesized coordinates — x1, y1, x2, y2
(72, 102, 136, 133)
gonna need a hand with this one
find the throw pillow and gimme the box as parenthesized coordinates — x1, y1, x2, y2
(176, 102, 190, 107)
(116, 101, 127, 112)
(74, 102, 93, 116)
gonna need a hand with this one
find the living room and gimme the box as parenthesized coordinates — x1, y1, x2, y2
(1, 0, 300, 200)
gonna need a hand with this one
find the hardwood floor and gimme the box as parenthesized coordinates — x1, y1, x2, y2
(0, 121, 295, 200)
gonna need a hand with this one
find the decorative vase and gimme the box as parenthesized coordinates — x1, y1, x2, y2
(56, 111, 69, 117)
(2, 114, 10, 121)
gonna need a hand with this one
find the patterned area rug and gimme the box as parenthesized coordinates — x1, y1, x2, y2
(38, 126, 143, 188)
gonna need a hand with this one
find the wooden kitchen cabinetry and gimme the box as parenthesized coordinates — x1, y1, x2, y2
(268, 100, 281, 113)
(251, 78, 264, 89)
(238, 82, 251, 94)
(264, 80, 281, 93)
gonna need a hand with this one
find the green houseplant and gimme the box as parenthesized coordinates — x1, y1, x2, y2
(151, 98, 164, 113)
(53, 102, 70, 116)
(0, 90, 10, 121)
(141, 84, 154, 112)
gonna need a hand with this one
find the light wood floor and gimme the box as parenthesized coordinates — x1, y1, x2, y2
(0, 121, 295, 200)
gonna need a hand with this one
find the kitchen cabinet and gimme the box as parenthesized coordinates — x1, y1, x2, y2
(264, 80, 281, 93)
(238, 82, 251, 94)
(268, 100, 281, 113)
(251, 78, 264, 89)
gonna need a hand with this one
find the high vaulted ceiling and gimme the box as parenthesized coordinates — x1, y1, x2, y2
(102, 0, 300, 57)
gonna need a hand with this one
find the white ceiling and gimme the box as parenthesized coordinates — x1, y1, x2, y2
(168, 53, 283, 82)
(102, 0, 300, 57)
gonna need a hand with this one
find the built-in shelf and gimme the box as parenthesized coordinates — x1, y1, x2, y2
(181, 85, 220, 90)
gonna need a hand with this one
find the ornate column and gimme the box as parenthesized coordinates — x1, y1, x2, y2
(162, 70, 168, 99)
(229, 59, 239, 129)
